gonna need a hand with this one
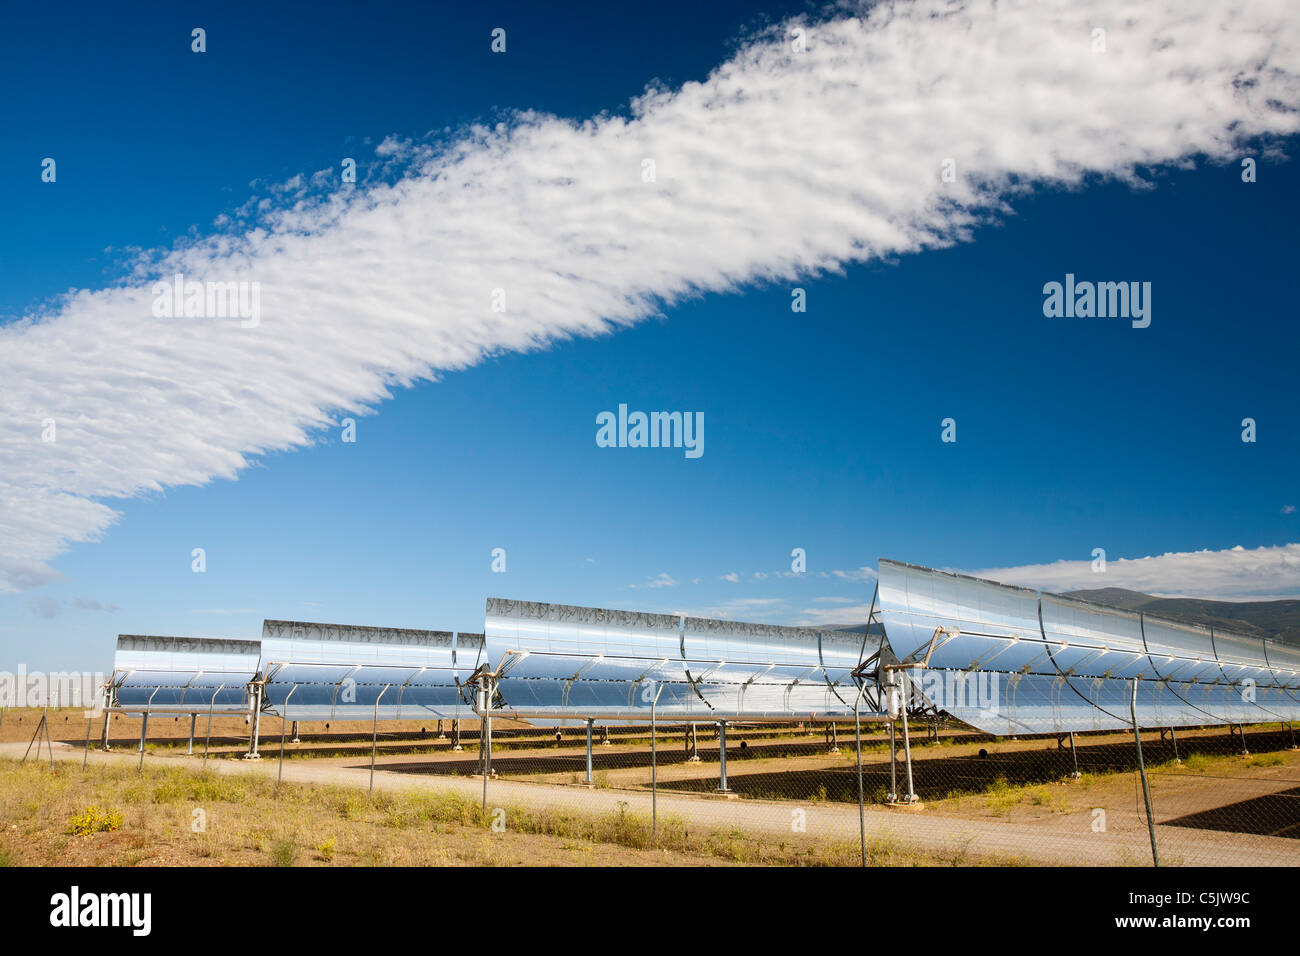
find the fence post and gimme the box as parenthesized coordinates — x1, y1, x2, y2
(479, 676, 493, 813)
(888, 721, 898, 803)
(1130, 679, 1159, 867)
(23, 707, 54, 766)
(899, 702, 917, 803)
(854, 681, 868, 867)
(715, 721, 730, 793)
(82, 715, 93, 770)
(203, 684, 224, 761)
(370, 684, 391, 795)
(651, 683, 665, 841)
(484, 679, 494, 777)
(585, 718, 594, 786)
(21, 714, 41, 765)
(278, 685, 299, 793)
(138, 687, 161, 773)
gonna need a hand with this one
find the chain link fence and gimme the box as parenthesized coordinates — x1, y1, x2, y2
(7, 703, 1298, 866)
(367, 710, 1300, 866)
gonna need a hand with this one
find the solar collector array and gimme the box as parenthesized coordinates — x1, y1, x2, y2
(877, 559, 1300, 735)
(484, 598, 865, 720)
(105, 560, 1296, 736)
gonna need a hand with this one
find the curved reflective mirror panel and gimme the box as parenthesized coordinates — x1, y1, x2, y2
(258, 620, 483, 720)
(485, 598, 867, 720)
(877, 559, 1300, 734)
(111, 635, 260, 713)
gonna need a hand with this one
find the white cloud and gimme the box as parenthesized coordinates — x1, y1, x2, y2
(644, 573, 678, 589)
(1283, 505, 1296, 515)
(27, 597, 59, 620)
(975, 543, 1300, 600)
(71, 597, 119, 612)
(3, 0, 1298, 592)
(719, 572, 740, 583)
(793, 603, 877, 628)
(673, 597, 789, 621)
(829, 566, 877, 583)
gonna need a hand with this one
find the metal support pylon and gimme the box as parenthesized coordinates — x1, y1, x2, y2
(898, 705, 918, 804)
(715, 721, 731, 793)
(584, 718, 594, 785)
(887, 720, 898, 803)
(243, 682, 263, 759)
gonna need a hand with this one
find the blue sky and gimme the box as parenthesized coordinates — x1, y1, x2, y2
(2, 0, 1298, 671)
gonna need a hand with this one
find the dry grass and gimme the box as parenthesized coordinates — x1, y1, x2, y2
(976, 776, 1074, 816)
(0, 757, 991, 867)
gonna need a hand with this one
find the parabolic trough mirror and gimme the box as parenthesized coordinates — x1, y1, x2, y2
(875, 558, 1300, 736)
(482, 598, 871, 722)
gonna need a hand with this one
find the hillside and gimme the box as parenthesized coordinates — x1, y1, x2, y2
(837, 588, 1300, 646)
(1065, 588, 1300, 646)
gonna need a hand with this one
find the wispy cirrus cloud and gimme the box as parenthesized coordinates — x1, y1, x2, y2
(27, 597, 59, 620)
(26, 596, 119, 618)
(630, 572, 678, 590)
(670, 597, 789, 621)
(71, 597, 119, 612)
(4, 0, 1299, 593)
(792, 603, 877, 628)
(975, 543, 1300, 600)
(823, 566, 876, 583)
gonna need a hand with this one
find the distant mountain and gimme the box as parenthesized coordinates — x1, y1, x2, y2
(1065, 588, 1300, 647)
(833, 589, 1300, 646)
(1060, 587, 1154, 610)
